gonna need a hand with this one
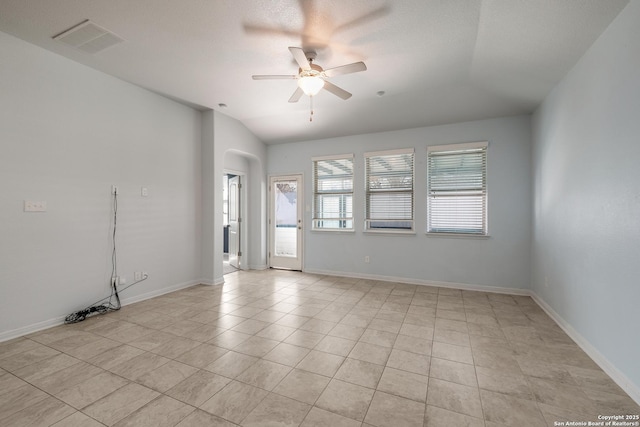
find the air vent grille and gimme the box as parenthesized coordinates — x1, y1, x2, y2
(53, 20, 124, 54)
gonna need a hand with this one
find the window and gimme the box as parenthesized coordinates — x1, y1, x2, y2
(312, 154, 354, 230)
(365, 148, 414, 231)
(427, 141, 488, 235)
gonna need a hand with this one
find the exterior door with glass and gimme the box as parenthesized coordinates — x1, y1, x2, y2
(269, 175, 303, 270)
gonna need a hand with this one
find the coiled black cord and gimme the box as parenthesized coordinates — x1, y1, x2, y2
(65, 191, 146, 324)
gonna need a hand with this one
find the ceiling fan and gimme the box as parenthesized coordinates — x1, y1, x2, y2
(252, 47, 367, 104)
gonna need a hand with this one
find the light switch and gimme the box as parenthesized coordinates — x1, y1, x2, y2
(24, 201, 47, 212)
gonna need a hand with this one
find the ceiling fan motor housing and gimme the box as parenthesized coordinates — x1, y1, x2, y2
(299, 63, 324, 78)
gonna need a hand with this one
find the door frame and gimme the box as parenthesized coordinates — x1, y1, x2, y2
(228, 174, 241, 269)
(269, 174, 304, 271)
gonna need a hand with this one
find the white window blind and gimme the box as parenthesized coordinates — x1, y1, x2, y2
(427, 142, 487, 235)
(312, 155, 353, 230)
(365, 149, 414, 231)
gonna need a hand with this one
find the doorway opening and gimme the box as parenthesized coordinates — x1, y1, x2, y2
(223, 173, 241, 275)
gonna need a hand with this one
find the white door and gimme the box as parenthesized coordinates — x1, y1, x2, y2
(228, 175, 241, 269)
(269, 175, 303, 270)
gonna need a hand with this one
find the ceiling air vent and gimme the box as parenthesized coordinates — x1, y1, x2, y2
(53, 20, 124, 54)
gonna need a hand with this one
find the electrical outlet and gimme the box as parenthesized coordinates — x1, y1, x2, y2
(364, 256, 370, 264)
(24, 200, 47, 212)
(134, 271, 142, 281)
(111, 185, 118, 195)
(111, 276, 118, 286)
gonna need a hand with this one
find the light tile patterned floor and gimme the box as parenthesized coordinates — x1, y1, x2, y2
(0, 269, 638, 426)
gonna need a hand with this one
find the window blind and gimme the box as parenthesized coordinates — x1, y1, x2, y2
(312, 155, 354, 230)
(365, 149, 414, 230)
(427, 142, 487, 235)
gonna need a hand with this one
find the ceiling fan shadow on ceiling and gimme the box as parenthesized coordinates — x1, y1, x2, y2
(252, 47, 366, 121)
(243, 1, 389, 57)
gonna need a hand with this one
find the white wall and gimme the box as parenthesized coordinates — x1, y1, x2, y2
(531, 0, 640, 399)
(268, 115, 532, 291)
(201, 112, 215, 283)
(0, 31, 203, 339)
(224, 151, 249, 173)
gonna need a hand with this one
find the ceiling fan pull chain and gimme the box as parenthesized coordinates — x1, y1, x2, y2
(310, 95, 314, 122)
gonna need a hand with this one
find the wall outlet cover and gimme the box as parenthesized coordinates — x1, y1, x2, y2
(24, 201, 47, 212)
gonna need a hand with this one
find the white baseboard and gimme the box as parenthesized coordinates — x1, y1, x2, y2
(249, 264, 268, 270)
(303, 268, 530, 296)
(119, 278, 203, 306)
(530, 291, 640, 405)
(0, 278, 203, 343)
(0, 316, 68, 343)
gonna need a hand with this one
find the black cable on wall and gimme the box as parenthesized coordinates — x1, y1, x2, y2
(65, 190, 147, 323)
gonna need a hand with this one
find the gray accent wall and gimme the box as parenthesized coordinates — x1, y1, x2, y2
(531, 0, 640, 396)
(267, 115, 532, 290)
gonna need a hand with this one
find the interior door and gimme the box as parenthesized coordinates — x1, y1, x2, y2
(228, 175, 240, 269)
(269, 175, 303, 270)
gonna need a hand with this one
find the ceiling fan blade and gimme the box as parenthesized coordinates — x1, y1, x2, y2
(289, 47, 311, 71)
(252, 75, 297, 80)
(323, 62, 367, 78)
(323, 81, 352, 100)
(288, 87, 304, 103)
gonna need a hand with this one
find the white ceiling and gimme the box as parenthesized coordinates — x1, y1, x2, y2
(0, 0, 629, 144)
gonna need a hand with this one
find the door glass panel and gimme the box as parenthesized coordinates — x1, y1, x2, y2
(274, 180, 297, 257)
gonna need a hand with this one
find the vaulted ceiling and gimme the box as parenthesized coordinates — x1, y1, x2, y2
(0, 0, 629, 144)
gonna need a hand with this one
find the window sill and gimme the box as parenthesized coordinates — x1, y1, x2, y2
(426, 232, 490, 239)
(364, 229, 416, 236)
(311, 228, 355, 234)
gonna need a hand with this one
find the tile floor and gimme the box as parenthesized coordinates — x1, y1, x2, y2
(1, 269, 638, 426)
(223, 253, 238, 275)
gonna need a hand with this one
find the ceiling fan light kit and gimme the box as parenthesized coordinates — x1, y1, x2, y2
(298, 72, 324, 96)
(253, 46, 367, 122)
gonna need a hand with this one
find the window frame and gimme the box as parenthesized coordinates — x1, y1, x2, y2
(364, 148, 415, 233)
(426, 141, 488, 237)
(311, 154, 355, 231)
